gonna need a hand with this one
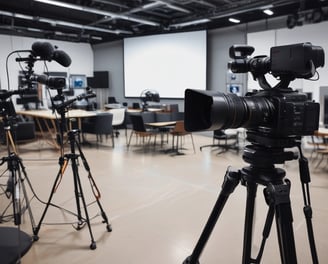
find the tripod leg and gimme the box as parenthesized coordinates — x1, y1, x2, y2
(265, 180, 297, 264)
(71, 158, 97, 250)
(75, 139, 112, 232)
(17, 158, 37, 231)
(183, 168, 241, 264)
(33, 158, 68, 240)
(242, 181, 258, 264)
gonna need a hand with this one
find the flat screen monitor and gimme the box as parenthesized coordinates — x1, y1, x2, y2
(124, 30, 207, 98)
(69, 75, 87, 89)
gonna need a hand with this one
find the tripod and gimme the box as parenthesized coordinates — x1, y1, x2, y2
(33, 95, 112, 250)
(183, 132, 319, 264)
(0, 103, 37, 262)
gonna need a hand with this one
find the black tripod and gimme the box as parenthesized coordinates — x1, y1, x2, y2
(0, 99, 36, 262)
(183, 132, 318, 264)
(33, 93, 112, 250)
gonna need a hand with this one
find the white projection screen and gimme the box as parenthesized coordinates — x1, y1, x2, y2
(124, 30, 207, 98)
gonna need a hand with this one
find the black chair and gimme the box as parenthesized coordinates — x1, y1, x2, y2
(127, 115, 158, 148)
(200, 129, 239, 154)
(0, 117, 36, 145)
(82, 112, 114, 147)
(108, 97, 118, 104)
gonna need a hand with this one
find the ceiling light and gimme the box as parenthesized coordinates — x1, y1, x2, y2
(263, 9, 274, 16)
(229, 18, 240, 23)
(170, 18, 210, 28)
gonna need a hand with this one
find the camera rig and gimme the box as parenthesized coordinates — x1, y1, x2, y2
(185, 42, 324, 141)
(183, 43, 325, 264)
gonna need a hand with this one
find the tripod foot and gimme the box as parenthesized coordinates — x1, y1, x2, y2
(183, 256, 200, 264)
(106, 224, 112, 232)
(32, 235, 39, 241)
(73, 221, 86, 231)
(90, 241, 97, 250)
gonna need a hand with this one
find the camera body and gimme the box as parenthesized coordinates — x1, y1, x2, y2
(245, 89, 319, 136)
(185, 42, 324, 138)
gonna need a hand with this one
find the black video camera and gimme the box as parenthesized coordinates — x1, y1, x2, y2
(185, 43, 325, 138)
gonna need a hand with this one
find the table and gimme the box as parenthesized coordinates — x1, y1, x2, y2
(145, 121, 176, 127)
(17, 109, 98, 149)
(145, 121, 176, 147)
(315, 127, 328, 138)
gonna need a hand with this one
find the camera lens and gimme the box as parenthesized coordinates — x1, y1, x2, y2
(184, 89, 274, 132)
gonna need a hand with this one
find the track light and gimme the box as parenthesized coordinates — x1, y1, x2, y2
(229, 18, 240, 24)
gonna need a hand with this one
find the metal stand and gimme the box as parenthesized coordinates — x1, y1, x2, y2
(0, 118, 36, 262)
(183, 133, 318, 264)
(33, 129, 112, 249)
(33, 92, 111, 250)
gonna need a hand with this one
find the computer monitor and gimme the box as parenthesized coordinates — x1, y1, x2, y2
(69, 75, 87, 89)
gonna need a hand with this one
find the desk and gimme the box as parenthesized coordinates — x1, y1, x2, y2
(145, 121, 176, 127)
(315, 128, 328, 138)
(145, 121, 176, 147)
(17, 109, 97, 149)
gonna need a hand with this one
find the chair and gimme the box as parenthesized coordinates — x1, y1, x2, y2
(169, 120, 195, 155)
(155, 112, 173, 145)
(82, 112, 114, 147)
(127, 115, 158, 148)
(108, 108, 126, 139)
(108, 97, 118, 104)
(200, 129, 239, 154)
(0, 116, 36, 145)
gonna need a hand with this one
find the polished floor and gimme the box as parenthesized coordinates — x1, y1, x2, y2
(1, 131, 328, 264)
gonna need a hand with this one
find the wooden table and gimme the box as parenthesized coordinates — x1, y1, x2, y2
(17, 109, 98, 149)
(315, 127, 328, 138)
(145, 121, 176, 127)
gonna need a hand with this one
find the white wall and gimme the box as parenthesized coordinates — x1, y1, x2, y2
(0, 35, 93, 91)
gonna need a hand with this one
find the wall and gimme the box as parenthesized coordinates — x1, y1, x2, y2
(92, 16, 290, 110)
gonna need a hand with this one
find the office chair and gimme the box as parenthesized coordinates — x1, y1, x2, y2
(127, 115, 158, 148)
(108, 97, 118, 104)
(82, 112, 115, 147)
(200, 129, 239, 154)
(170, 120, 195, 155)
(108, 108, 126, 139)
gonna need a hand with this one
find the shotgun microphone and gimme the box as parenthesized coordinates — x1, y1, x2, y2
(31, 41, 54, 60)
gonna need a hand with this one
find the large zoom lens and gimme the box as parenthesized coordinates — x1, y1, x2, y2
(184, 89, 274, 132)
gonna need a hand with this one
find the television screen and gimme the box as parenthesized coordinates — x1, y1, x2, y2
(69, 75, 87, 89)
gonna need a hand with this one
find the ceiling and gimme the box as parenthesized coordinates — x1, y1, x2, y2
(0, 0, 328, 44)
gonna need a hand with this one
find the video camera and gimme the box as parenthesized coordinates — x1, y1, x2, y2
(185, 42, 325, 139)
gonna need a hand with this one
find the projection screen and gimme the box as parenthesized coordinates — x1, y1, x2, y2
(124, 30, 207, 98)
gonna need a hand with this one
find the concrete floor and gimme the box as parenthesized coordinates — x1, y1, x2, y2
(1, 131, 327, 264)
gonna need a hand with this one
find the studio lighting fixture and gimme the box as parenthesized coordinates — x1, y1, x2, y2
(229, 18, 240, 23)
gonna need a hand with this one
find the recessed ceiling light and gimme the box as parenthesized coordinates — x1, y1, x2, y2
(263, 9, 274, 16)
(229, 18, 240, 23)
